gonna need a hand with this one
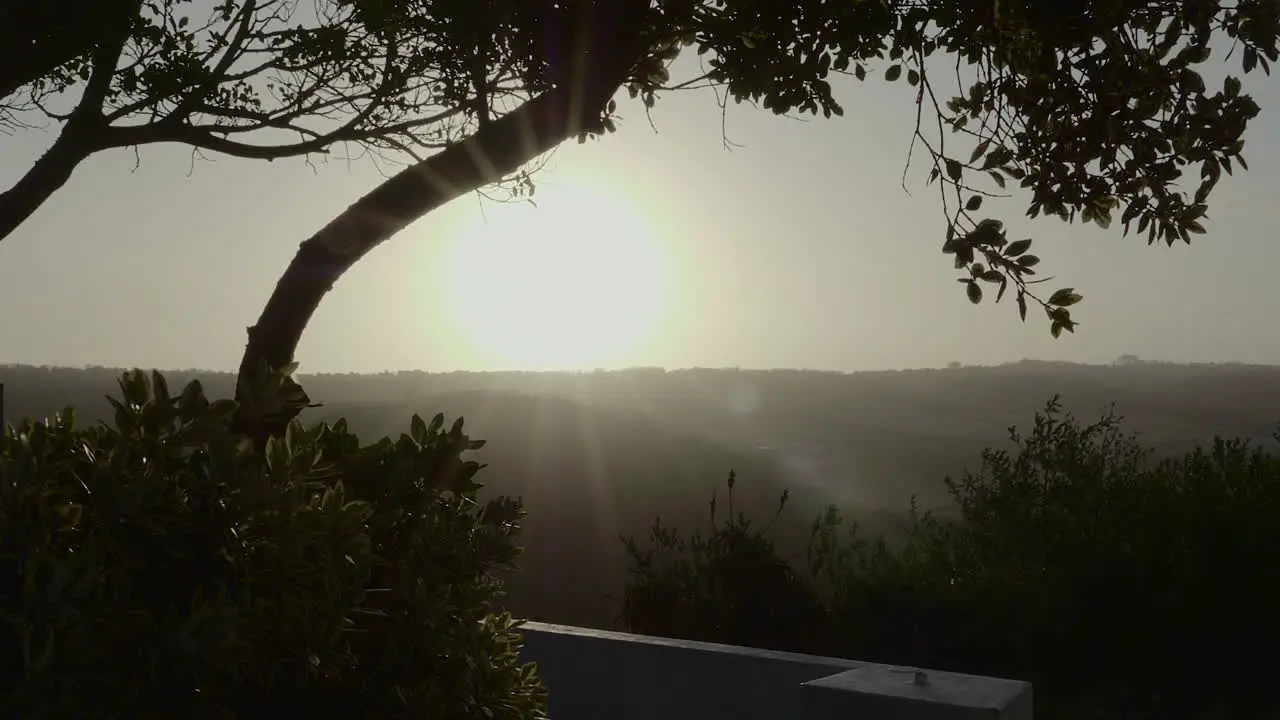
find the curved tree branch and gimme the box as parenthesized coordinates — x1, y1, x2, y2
(0, 6, 137, 241)
(0, 119, 107, 240)
(103, 107, 464, 160)
(233, 0, 654, 443)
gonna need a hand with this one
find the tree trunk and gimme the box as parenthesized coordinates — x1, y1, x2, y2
(0, 0, 137, 242)
(234, 0, 652, 443)
(0, 118, 104, 242)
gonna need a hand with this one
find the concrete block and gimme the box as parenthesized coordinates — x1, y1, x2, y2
(801, 664, 1033, 720)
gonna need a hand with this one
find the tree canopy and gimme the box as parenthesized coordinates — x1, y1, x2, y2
(1, 0, 596, 238)
(5, 0, 1278, 439)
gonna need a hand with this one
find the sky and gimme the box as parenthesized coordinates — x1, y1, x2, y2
(2, 30, 1280, 374)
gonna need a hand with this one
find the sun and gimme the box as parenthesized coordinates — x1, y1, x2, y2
(440, 181, 677, 370)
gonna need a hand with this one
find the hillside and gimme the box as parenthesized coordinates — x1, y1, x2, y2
(3, 360, 1278, 627)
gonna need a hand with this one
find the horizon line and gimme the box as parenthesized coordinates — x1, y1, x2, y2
(2, 357, 1278, 376)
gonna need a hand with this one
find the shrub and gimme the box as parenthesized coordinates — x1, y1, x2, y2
(621, 471, 828, 653)
(930, 398, 1280, 719)
(621, 397, 1280, 720)
(0, 370, 546, 719)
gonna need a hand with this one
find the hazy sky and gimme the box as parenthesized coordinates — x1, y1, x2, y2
(2, 39, 1279, 373)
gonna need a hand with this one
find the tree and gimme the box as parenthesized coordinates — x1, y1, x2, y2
(231, 0, 1280, 441)
(1, 0, 556, 240)
(8, 1, 1276, 439)
(0, 0, 138, 102)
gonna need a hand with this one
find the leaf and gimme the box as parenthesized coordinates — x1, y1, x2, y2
(151, 371, 170, 404)
(206, 399, 239, 421)
(966, 281, 982, 304)
(23, 625, 55, 672)
(54, 503, 84, 529)
(907, 69, 920, 86)
(1181, 68, 1205, 94)
(945, 159, 962, 181)
(965, 195, 983, 211)
(970, 140, 991, 164)
(178, 380, 209, 417)
(1017, 293, 1028, 321)
(1005, 238, 1032, 257)
(1048, 288, 1083, 307)
(1017, 254, 1040, 267)
(885, 64, 902, 82)
(266, 435, 291, 480)
(969, 218, 1004, 246)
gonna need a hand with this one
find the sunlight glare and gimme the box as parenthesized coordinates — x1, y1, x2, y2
(441, 182, 677, 370)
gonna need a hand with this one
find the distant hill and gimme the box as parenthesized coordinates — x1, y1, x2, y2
(3, 360, 1278, 627)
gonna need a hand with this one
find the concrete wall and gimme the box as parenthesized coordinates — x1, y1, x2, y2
(518, 622, 1032, 720)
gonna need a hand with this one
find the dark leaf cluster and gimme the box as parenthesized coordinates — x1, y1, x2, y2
(623, 398, 1280, 719)
(0, 370, 544, 719)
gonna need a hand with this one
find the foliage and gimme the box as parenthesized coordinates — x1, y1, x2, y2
(8, 2, 1280, 338)
(622, 397, 1280, 720)
(620, 472, 827, 653)
(626, 0, 1280, 331)
(0, 0, 138, 103)
(228, 0, 1280, 445)
(1, 0, 631, 239)
(0, 369, 545, 720)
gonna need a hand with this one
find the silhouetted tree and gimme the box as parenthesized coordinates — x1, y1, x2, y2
(6, 1, 1277, 438)
(230, 0, 1280, 442)
(1, 0, 581, 240)
(0, 0, 138, 102)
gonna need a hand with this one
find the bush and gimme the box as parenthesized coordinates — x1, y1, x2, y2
(929, 398, 1280, 719)
(621, 471, 827, 654)
(622, 397, 1280, 720)
(0, 370, 546, 719)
